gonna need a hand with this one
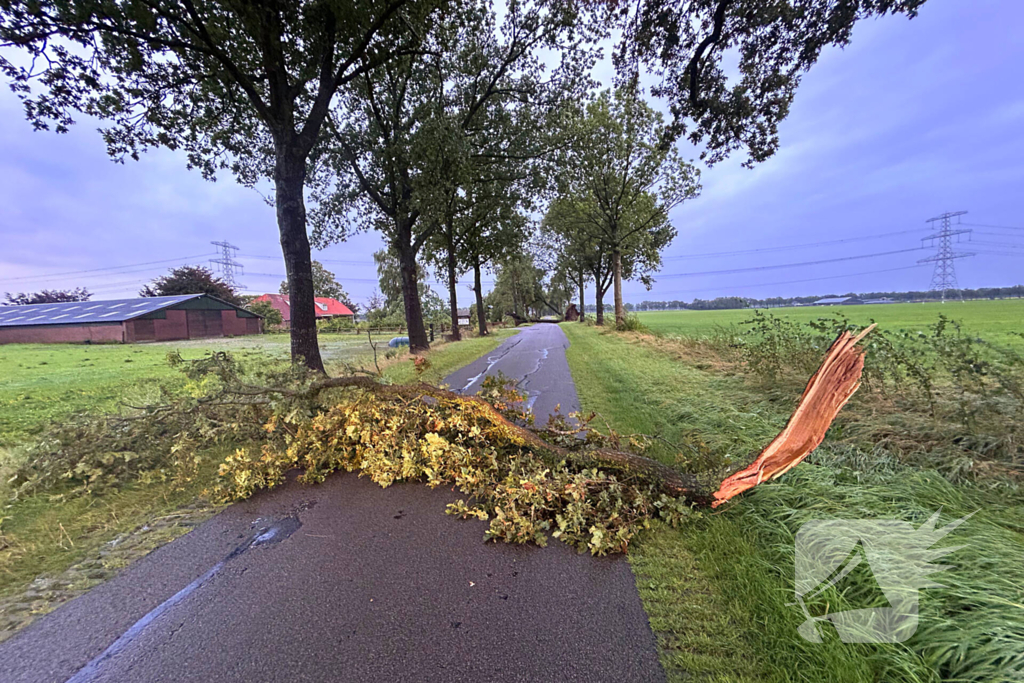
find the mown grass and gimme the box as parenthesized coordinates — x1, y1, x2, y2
(0, 332, 398, 445)
(637, 299, 1024, 351)
(0, 329, 512, 606)
(561, 322, 1024, 683)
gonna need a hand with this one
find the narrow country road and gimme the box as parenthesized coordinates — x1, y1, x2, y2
(445, 323, 581, 425)
(0, 324, 664, 683)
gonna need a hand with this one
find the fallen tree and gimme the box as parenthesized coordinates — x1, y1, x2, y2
(10, 327, 874, 553)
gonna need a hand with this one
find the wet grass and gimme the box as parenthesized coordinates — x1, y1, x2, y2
(561, 323, 1024, 683)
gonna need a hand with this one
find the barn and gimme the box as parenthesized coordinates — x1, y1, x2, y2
(0, 294, 262, 344)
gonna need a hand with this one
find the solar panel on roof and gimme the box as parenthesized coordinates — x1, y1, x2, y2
(0, 295, 203, 327)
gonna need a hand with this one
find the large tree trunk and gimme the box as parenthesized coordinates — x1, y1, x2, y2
(275, 147, 325, 373)
(446, 228, 461, 342)
(474, 259, 487, 336)
(613, 248, 625, 327)
(595, 282, 605, 326)
(578, 267, 586, 323)
(395, 220, 430, 353)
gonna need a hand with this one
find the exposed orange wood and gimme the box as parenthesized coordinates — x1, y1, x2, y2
(711, 324, 876, 507)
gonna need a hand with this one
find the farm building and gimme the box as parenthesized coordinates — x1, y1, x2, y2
(814, 296, 865, 306)
(253, 293, 354, 327)
(0, 294, 262, 344)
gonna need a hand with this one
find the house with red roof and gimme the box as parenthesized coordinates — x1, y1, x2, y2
(253, 293, 354, 327)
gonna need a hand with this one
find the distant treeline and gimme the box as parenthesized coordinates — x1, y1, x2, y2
(617, 285, 1024, 312)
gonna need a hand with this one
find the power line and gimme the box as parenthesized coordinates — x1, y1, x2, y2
(650, 264, 930, 298)
(962, 222, 1024, 231)
(654, 247, 924, 279)
(242, 254, 371, 266)
(971, 240, 1024, 249)
(974, 231, 1024, 239)
(0, 253, 215, 285)
(662, 228, 928, 261)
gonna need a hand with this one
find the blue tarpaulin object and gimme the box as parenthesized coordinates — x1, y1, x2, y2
(388, 336, 410, 348)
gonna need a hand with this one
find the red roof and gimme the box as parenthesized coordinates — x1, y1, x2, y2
(254, 293, 353, 322)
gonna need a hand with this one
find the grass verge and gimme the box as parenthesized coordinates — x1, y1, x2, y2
(382, 327, 519, 385)
(561, 322, 1024, 683)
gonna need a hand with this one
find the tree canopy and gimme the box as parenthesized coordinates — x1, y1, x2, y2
(3, 288, 92, 305)
(141, 265, 239, 303)
(554, 87, 700, 326)
(311, 0, 596, 350)
(616, 0, 928, 166)
(1, 0, 443, 370)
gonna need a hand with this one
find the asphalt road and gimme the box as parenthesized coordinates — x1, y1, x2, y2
(445, 323, 581, 425)
(0, 325, 664, 683)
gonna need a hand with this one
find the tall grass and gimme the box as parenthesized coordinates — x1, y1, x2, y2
(561, 323, 1024, 683)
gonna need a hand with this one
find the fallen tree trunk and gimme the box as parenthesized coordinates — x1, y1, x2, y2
(299, 324, 874, 507)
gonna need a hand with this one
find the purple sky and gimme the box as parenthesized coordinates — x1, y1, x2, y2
(1, 1, 1022, 308)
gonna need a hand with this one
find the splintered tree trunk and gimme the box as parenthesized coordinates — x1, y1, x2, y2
(446, 230, 461, 342)
(613, 249, 625, 327)
(474, 260, 487, 336)
(395, 223, 429, 353)
(711, 325, 877, 506)
(275, 148, 325, 373)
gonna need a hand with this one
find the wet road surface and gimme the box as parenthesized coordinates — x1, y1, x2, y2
(445, 323, 581, 425)
(0, 325, 664, 683)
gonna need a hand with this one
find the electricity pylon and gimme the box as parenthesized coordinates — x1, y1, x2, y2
(918, 211, 973, 302)
(210, 240, 244, 288)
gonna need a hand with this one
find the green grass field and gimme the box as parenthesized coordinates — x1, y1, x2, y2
(637, 299, 1024, 349)
(0, 332, 402, 445)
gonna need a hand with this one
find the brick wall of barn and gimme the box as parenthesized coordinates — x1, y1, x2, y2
(0, 323, 125, 344)
(1, 307, 261, 345)
(221, 310, 262, 336)
(124, 309, 260, 341)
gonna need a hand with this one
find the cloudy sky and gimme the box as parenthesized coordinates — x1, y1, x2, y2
(1, 1, 1022, 308)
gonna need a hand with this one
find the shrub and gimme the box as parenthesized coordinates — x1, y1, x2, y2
(734, 311, 1024, 474)
(317, 316, 355, 333)
(616, 313, 650, 333)
(246, 300, 283, 327)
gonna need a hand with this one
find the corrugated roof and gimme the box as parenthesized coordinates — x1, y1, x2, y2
(0, 295, 203, 327)
(815, 297, 853, 304)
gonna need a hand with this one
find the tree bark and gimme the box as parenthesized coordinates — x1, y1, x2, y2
(275, 146, 325, 373)
(446, 227, 461, 342)
(395, 220, 430, 353)
(613, 249, 625, 327)
(474, 260, 487, 336)
(578, 266, 586, 323)
(595, 283, 605, 326)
